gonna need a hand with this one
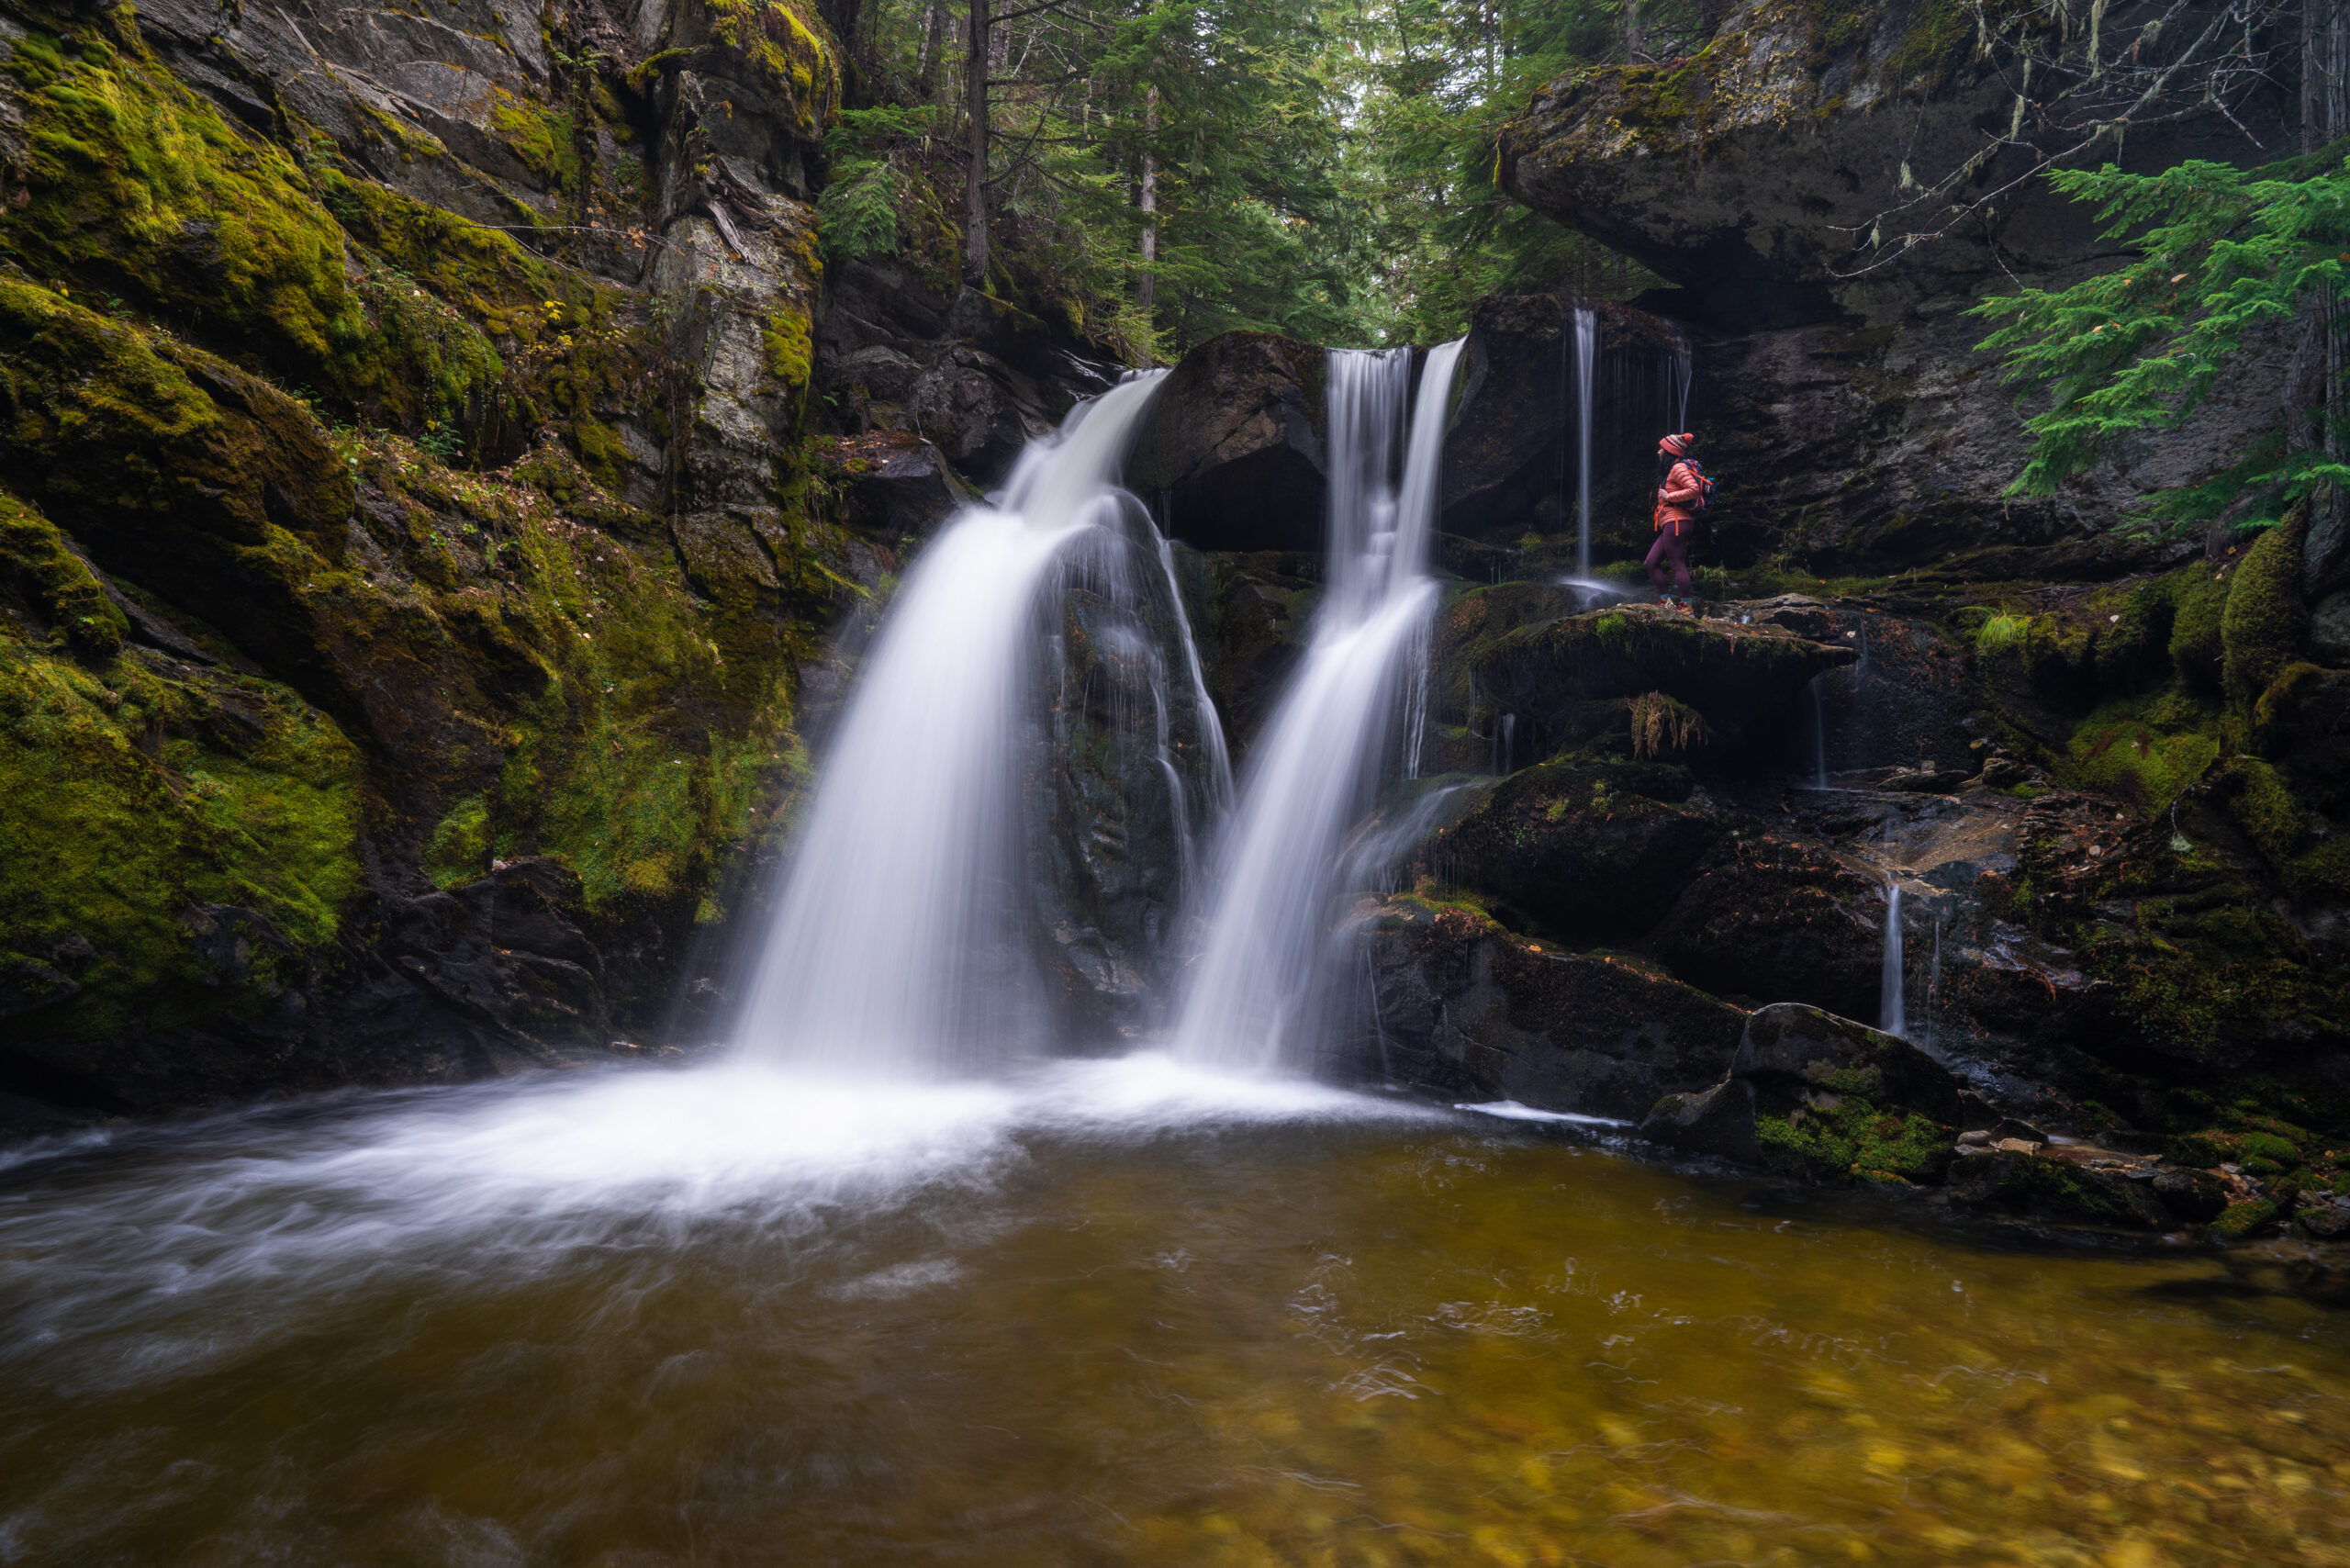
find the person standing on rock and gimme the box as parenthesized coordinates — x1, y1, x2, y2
(1648, 432, 1712, 610)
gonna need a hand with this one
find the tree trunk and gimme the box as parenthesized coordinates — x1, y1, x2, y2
(916, 2, 942, 97)
(1138, 82, 1158, 313)
(963, 0, 990, 286)
(1624, 0, 1644, 62)
(2302, 0, 2350, 591)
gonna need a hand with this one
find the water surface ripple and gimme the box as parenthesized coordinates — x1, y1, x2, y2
(1, 1058, 2344, 1566)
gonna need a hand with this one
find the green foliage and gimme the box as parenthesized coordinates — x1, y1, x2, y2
(1975, 154, 2350, 529)
(1975, 612, 2031, 652)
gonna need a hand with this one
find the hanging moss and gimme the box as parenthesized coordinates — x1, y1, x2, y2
(2221, 514, 2308, 705)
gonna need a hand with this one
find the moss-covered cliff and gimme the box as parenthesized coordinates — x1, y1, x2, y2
(0, 0, 860, 1114)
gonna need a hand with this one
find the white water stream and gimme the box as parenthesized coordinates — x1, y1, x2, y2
(1174, 341, 1466, 1072)
(733, 374, 1172, 1075)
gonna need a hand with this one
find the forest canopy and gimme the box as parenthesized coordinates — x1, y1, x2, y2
(812, 0, 1688, 357)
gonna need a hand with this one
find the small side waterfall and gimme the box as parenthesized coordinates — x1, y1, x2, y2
(734, 374, 1170, 1076)
(1879, 883, 1906, 1038)
(1571, 306, 1596, 578)
(1176, 340, 1466, 1072)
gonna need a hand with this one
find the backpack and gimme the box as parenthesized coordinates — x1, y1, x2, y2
(1678, 457, 1718, 513)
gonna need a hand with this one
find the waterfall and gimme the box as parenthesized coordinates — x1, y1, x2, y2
(1669, 328, 1692, 431)
(1175, 340, 1467, 1072)
(733, 373, 1169, 1076)
(1571, 306, 1596, 578)
(1879, 883, 1906, 1038)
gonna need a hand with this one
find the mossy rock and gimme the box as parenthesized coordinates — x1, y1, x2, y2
(2209, 1199, 2281, 1240)
(2221, 514, 2309, 706)
(1947, 1151, 2173, 1229)
(0, 488, 124, 655)
(0, 604, 363, 1055)
(1474, 602, 1852, 769)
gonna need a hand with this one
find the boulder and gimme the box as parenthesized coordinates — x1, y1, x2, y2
(1638, 1002, 1960, 1183)
(826, 431, 971, 541)
(1420, 756, 1723, 940)
(1351, 895, 1747, 1119)
(1474, 602, 1852, 771)
(1126, 332, 1327, 553)
(902, 347, 1049, 483)
(1647, 836, 1883, 1020)
(1946, 1150, 2175, 1229)
(1191, 549, 1321, 756)
(2153, 1167, 2231, 1223)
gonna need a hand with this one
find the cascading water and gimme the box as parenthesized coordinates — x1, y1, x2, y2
(1175, 340, 1467, 1073)
(733, 373, 1171, 1076)
(1571, 306, 1596, 578)
(1879, 883, 1906, 1038)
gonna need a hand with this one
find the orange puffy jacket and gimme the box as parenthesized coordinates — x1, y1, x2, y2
(1654, 459, 1705, 533)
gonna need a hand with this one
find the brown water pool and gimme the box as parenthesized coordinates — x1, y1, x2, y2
(0, 1057, 2342, 1566)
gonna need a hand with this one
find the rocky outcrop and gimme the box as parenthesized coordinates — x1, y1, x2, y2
(1473, 600, 1854, 770)
(1491, 0, 2296, 578)
(0, 0, 866, 1111)
(1639, 1002, 1961, 1184)
(1128, 333, 1328, 553)
(1347, 893, 1746, 1119)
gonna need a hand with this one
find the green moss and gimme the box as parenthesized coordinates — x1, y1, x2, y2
(2168, 564, 2229, 692)
(0, 488, 124, 655)
(2208, 1199, 2278, 1239)
(2224, 756, 2307, 864)
(0, 621, 361, 1043)
(2221, 515, 2308, 705)
(424, 794, 493, 889)
(2058, 692, 2221, 809)
(0, 17, 365, 390)
(1756, 1094, 1951, 1184)
(488, 90, 582, 193)
(761, 305, 813, 394)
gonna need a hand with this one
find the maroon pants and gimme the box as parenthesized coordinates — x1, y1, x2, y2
(1646, 520, 1692, 595)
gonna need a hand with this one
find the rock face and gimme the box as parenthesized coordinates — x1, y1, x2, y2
(1493, 0, 2297, 579)
(0, 0, 863, 1110)
(1026, 508, 1229, 1038)
(1127, 333, 1329, 553)
(1348, 894, 1747, 1119)
(1440, 295, 1690, 550)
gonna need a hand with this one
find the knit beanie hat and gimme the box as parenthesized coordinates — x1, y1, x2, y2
(1659, 432, 1695, 456)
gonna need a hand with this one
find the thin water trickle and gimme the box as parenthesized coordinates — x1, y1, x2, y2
(1571, 305, 1596, 578)
(1880, 882, 1906, 1038)
(733, 374, 1169, 1076)
(1175, 342, 1465, 1072)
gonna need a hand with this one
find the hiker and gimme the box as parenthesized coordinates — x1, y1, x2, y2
(1648, 432, 1712, 610)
